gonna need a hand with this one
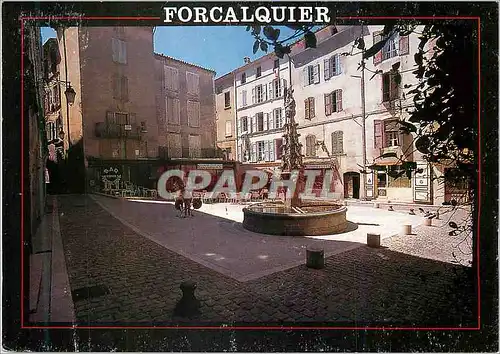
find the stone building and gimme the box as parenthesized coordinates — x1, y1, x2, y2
(42, 38, 63, 142)
(215, 71, 236, 161)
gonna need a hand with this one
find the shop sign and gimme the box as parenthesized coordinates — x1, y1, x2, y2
(197, 163, 223, 170)
(101, 167, 121, 183)
(304, 164, 331, 169)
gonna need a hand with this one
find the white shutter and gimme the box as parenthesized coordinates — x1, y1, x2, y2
(238, 144, 242, 162)
(268, 82, 274, 100)
(251, 87, 255, 104)
(313, 64, 320, 83)
(302, 67, 308, 87)
(264, 113, 269, 131)
(251, 143, 257, 162)
(269, 110, 275, 130)
(173, 69, 178, 91)
(264, 84, 268, 101)
(269, 140, 275, 161)
(121, 41, 127, 64)
(335, 55, 341, 75)
(282, 79, 287, 97)
(236, 117, 240, 136)
(241, 90, 247, 106)
(264, 141, 270, 161)
(252, 115, 257, 132)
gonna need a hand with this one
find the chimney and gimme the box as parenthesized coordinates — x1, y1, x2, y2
(244, 57, 251, 64)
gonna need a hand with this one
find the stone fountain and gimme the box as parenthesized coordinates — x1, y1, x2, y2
(242, 80, 348, 236)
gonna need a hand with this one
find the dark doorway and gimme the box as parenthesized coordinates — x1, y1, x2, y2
(343, 172, 360, 199)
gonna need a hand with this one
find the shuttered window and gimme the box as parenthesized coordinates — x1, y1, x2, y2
(305, 97, 315, 120)
(305, 135, 317, 157)
(331, 131, 344, 154)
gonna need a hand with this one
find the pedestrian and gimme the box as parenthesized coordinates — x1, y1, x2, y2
(183, 188, 193, 217)
(175, 188, 185, 218)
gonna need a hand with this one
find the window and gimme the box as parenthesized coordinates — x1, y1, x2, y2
(225, 121, 232, 137)
(373, 32, 410, 65)
(224, 91, 231, 108)
(374, 119, 401, 148)
(383, 34, 399, 60)
(274, 59, 280, 69)
(256, 66, 262, 78)
(252, 84, 266, 104)
(325, 90, 343, 115)
(269, 78, 286, 100)
(256, 112, 264, 132)
(166, 97, 180, 124)
(257, 141, 265, 161)
(241, 72, 246, 84)
(140, 121, 147, 132)
(241, 116, 248, 133)
(111, 38, 127, 64)
(187, 100, 200, 127)
(331, 131, 344, 154)
(324, 54, 341, 80)
(188, 135, 202, 158)
(304, 64, 320, 86)
(168, 133, 182, 158)
(275, 138, 284, 159)
(382, 71, 400, 102)
(304, 97, 315, 120)
(388, 166, 411, 188)
(241, 90, 247, 106)
(164, 66, 179, 91)
(273, 108, 283, 129)
(113, 74, 128, 101)
(186, 72, 200, 95)
(305, 135, 317, 157)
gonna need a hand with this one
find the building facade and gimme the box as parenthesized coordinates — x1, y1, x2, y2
(215, 72, 236, 161)
(234, 55, 290, 175)
(226, 25, 445, 204)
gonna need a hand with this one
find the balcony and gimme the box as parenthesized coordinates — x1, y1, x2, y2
(94, 122, 146, 140)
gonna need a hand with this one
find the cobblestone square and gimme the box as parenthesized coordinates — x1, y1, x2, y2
(55, 194, 475, 326)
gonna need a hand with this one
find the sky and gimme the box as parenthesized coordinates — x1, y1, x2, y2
(41, 26, 301, 78)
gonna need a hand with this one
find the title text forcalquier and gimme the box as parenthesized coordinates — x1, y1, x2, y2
(163, 6, 331, 24)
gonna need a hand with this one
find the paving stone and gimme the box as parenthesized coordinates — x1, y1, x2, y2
(57, 195, 475, 326)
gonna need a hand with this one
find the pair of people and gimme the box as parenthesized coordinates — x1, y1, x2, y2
(175, 188, 193, 218)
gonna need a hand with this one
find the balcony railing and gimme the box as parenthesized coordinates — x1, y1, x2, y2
(95, 122, 146, 140)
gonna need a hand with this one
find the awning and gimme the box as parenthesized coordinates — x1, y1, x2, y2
(373, 159, 401, 166)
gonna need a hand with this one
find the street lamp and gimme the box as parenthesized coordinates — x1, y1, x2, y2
(65, 85, 76, 105)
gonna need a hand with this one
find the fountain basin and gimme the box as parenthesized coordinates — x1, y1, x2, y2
(242, 201, 348, 236)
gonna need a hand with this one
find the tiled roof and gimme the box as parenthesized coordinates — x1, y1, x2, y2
(153, 52, 216, 75)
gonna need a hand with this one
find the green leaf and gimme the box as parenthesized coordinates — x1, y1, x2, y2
(253, 40, 260, 54)
(394, 72, 402, 86)
(304, 31, 317, 49)
(251, 25, 261, 36)
(363, 38, 388, 59)
(449, 221, 458, 228)
(263, 26, 279, 41)
(246, 26, 251, 32)
(398, 120, 417, 133)
(415, 136, 431, 154)
(260, 42, 268, 52)
(357, 38, 365, 50)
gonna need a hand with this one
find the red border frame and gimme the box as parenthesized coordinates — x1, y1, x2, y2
(20, 15, 482, 330)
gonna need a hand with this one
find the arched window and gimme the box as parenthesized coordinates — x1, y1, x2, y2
(331, 130, 344, 154)
(305, 135, 317, 157)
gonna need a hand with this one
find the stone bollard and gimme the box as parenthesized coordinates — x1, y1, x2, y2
(402, 224, 412, 235)
(367, 233, 381, 248)
(173, 281, 201, 317)
(424, 218, 432, 226)
(374, 202, 380, 208)
(306, 247, 325, 269)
